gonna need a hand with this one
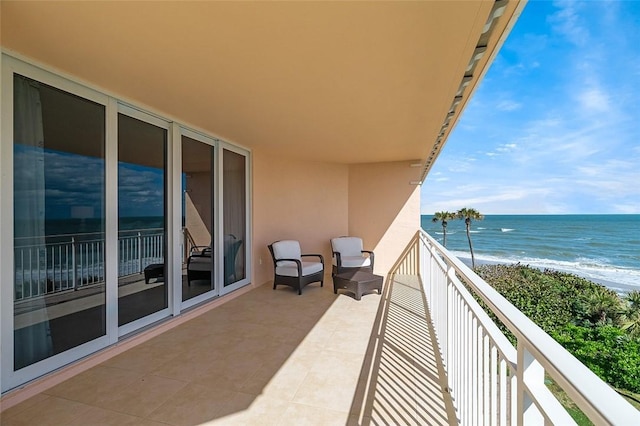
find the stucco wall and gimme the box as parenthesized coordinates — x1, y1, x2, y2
(252, 154, 421, 286)
(252, 149, 349, 287)
(348, 161, 421, 276)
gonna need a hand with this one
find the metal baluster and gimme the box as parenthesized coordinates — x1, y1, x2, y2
(71, 237, 77, 290)
(50, 244, 55, 293)
(58, 245, 62, 290)
(20, 250, 25, 300)
(138, 232, 143, 273)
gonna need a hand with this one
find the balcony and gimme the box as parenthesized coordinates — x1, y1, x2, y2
(3, 231, 638, 425)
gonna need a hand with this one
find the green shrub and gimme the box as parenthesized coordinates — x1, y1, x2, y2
(473, 264, 640, 394)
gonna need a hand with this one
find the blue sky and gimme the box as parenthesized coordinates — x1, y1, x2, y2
(421, 0, 640, 215)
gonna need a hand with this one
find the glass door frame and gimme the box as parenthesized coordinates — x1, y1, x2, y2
(219, 142, 251, 296)
(0, 56, 113, 392)
(175, 127, 219, 311)
(116, 104, 173, 338)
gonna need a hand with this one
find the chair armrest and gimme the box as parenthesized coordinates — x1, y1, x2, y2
(275, 258, 303, 276)
(301, 253, 324, 265)
(190, 245, 211, 256)
(362, 250, 375, 268)
(332, 251, 342, 266)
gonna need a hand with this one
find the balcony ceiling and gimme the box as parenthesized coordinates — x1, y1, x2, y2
(1, 1, 521, 173)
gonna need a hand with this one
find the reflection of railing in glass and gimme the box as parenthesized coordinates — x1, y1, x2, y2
(14, 228, 164, 301)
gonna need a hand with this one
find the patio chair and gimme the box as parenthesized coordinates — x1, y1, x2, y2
(330, 236, 374, 275)
(187, 234, 243, 286)
(268, 240, 324, 295)
(187, 245, 212, 286)
(224, 234, 243, 285)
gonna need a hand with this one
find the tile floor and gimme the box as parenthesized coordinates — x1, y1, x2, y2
(1, 275, 455, 425)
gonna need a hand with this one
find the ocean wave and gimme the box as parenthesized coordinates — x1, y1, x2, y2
(501, 228, 515, 232)
(448, 250, 640, 291)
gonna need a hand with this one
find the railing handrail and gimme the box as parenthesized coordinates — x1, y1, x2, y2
(14, 227, 164, 242)
(419, 229, 640, 424)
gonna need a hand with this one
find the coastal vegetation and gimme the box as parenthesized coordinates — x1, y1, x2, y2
(473, 264, 640, 411)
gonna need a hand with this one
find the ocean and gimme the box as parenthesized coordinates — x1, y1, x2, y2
(421, 214, 640, 294)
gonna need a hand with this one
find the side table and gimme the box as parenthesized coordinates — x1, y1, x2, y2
(333, 270, 383, 300)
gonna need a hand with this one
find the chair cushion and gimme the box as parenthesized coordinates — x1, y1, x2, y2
(331, 237, 363, 257)
(188, 256, 212, 271)
(332, 256, 371, 268)
(276, 261, 323, 277)
(272, 240, 301, 261)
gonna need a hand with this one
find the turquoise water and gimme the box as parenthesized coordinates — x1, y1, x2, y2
(421, 215, 640, 292)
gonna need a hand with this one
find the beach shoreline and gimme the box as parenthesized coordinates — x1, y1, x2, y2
(457, 256, 638, 295)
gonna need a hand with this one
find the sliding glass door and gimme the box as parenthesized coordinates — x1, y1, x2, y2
(2, 56, 252, 393)
(181, 133, 215, 304)
(10, 73, 108, 373)
(117, 110, 169, 330)
(221, 146, 249, 294)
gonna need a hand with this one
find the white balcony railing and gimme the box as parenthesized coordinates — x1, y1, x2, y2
(393, 230, 640, 425)
(14, 228, 165, 301)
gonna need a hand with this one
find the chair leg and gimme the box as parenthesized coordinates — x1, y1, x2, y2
(298, 283, 302, 295)
(273, 282, 277, 290)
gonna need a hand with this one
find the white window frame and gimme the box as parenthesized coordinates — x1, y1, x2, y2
(116, 104, 173, 338)
(219, 142, 252, 295)
(177, 127, 220, 311)
(1, 56, 112, 392)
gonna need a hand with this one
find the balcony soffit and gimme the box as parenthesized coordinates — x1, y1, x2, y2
(1, 1, 519, 173)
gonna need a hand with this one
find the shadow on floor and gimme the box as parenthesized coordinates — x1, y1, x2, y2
(349, 274, 457, 426)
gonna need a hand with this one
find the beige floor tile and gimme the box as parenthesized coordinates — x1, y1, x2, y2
(191, 355, 264, 392)
(292, 369, 360, 413)
(240, 356, 311, 400)
(67, 406, 166, 426)
(44, 365, 144, 406)
(92, 374, 188, 418)
(324, 327, 373, 355)
(0, 393, 50, 420)
(211, 393, 290, 425)
(151, 350, 222, 382)
(146, 382, 236, 425)
(309, 349, 365, 378)
(1, 395, 92, 426)
(278, 402, 349, 426)
(101, 342, 183, 373)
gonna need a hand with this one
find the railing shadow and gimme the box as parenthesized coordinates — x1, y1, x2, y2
(349, 234, 456, 425)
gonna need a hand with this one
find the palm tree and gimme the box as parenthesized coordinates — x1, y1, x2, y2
(622, 290, 640, 336)
(456, 207, 483, 268)
(431, 211, 456, 247)
(587, 287, 623, 325)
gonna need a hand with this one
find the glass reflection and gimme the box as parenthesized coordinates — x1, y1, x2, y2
(223, 149, 246, 286)
(117, 114, 167, 326)
(13, 74, 106, 370)
(182, 136, 214, 301)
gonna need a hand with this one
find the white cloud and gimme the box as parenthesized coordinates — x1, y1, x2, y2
(549, 1, 589, 46)
(577, 87, 610, 113)
(496, 100, 522, 111)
